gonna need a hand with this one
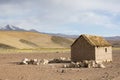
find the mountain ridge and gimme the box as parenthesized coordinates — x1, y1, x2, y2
(0, 24, 120, 39)
(0, 24, 119, 48)
(0, 24, 38, 32)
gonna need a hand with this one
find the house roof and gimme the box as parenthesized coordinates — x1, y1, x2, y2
(71, 34, 111, 47)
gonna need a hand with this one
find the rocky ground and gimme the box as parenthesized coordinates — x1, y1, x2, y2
(0, 50, 120, 80)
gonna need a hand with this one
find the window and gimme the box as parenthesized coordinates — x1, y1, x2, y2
(105, 48, 107, 52)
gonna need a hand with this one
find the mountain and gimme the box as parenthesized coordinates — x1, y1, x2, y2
(29, 29, 39, 32)
(105, 36, 120, 40)
(0, 24, 119, 48)
(0, 25, 26, 31)
(0, 24, 39, 32)
(0, 31, 74, 49)
(0, 25, 78, 38)
(43, 33, 79, 38)
(105, 36, 120, 47)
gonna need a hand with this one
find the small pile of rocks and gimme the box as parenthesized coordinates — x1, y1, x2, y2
(20, 58, 49, 65)
(19, 58, 105, 68)
(19, 57, 70, 65)
(39, 59, 49, 64)
(20, 58, 39, 65)
(49, 57, 71, 63)
(63, 60, 105, 68)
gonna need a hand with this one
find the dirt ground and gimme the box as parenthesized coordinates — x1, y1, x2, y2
(0, 50, 120, 80)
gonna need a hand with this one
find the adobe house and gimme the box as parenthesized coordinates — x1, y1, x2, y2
(71, 34, 112, 63)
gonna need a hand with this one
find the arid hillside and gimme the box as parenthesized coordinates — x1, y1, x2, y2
(0, 31, 74, 49)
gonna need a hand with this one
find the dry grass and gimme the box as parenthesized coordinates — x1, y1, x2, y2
(0, 31, 74, 49)
(51, 36, 73, 47)
(0, 48, 70, 54)
(19, 39, 38, 47)
(113, 47, 120, 50)
(83, 34, 111, 47)
(0, 43, 16, 49)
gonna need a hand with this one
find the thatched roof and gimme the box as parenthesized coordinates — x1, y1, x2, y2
(72, 34, 111, 47)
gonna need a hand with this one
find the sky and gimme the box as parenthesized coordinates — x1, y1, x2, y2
(0, 0, 120, 36)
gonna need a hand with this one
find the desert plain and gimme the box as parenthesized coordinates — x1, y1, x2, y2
(0, 49, 119, 80)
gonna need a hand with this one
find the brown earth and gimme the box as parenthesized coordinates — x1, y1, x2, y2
(0, 50, 120, 80)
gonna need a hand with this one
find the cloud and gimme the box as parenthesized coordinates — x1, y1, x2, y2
(0, 0, 120, 35)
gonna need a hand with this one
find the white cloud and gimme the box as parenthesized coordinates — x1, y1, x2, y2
(78, 12, 118, 28)
(0, 0, 120, 35)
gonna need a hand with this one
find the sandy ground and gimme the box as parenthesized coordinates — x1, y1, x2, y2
(0, 50, 120, 80)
